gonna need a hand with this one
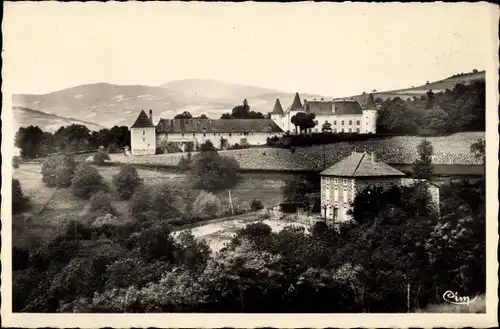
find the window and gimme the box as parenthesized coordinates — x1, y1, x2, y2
(182, 133, 184, 137)
(349, 120, 352, 125)
(229, 133, 232, 137)
(356, 120, 360, 125)
(334, 120, 337, 125)
(333, 207, 339, 220)
(341, 128, 344, 133)
(334, 178, 338, 184)
(193, 133, 196, 137)
(343, 188, 348, 202)
(334, 187, 339, 201)
(348, 128, 352, 133)
(341, 120, 344, 125)
(356, 128, 360, 133)
(143, 130, 145, 135)
(334, 128, 337, 133)
(214, 133, 216, 136)
(203, 133, 206, 137)
(343, 179, 348, 186)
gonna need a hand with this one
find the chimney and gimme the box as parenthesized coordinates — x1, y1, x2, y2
(149, 110, 153, 121)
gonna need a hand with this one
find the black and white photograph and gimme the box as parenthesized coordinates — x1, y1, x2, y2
(1, 2, 498, 328)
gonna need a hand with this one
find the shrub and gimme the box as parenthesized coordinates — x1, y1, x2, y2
(178, 155, 192, 172)
(190, 151, 240, 190)
(12, 178, 30, 214)
(129, 183, 180, 220)
(70, 164, 108, 199)
(112, 165, 143, 200)
(250, 199, 264, 211)
(13, 156, 21, 169)
(192, 191, 221, 219)
(91, 213, 120, 228)
(93, 149, 110, 166)
(88, 190, 115, 214)
(41, 154, 77, 187)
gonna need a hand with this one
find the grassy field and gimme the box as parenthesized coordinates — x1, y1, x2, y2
(11, 163, 287, 249)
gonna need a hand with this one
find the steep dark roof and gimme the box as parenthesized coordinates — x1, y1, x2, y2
(364, 93, 376, 108)
(271, 99, 284, 115)
(333, 100, 364, 115)
(131, 110, 155, 128)
(320, 152, 406, 177)
(304, 100, 333, 115)
(289, 92, 303, 111)
(156, 119, 284, 134)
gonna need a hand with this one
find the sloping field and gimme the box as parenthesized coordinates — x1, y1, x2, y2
(110, 132, 485, 171)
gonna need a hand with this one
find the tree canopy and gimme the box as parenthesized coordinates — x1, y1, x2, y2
(220, 99, 265, 119)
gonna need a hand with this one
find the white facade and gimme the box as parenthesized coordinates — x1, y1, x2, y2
(273, 111, 377, 134)
(270, 93, 378, 134)
(131, 127, 156, 155)
(157, 131, 281, 150)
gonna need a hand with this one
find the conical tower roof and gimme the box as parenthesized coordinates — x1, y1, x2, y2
(290, 92, 303, 111)
(271, 98, 284, 115)
(364, 93, 376, 109)
(131, 110, 155, 128)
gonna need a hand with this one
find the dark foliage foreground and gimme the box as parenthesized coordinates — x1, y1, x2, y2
(12, 177, 485, 313)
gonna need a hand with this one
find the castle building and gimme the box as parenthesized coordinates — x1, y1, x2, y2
(319, 152, 439, 224)
(130, 110, 156, 155)
(271, 92, 379, 134)
(155, 118, 283, 151)
(130, 110, 283, 154)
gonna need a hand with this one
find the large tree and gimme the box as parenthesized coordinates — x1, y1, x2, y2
(291, 112, 316, 134)
(412, 139, 434, 180)
(220, 99, 265, 119)
(174, 111, 193, 120)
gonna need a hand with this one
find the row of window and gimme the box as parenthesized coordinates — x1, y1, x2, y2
(158, 132, 274, 137)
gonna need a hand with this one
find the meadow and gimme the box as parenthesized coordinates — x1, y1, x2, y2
(11, 162, 288, 250)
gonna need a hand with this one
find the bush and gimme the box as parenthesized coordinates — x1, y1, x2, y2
(12, 178, 30, 214)
(250, 199, 264, 211)
(190, 151, 240, 190)
(112, 165, 143, 200)
(93, 149, 110, 166)
(129, 183, 180, 220)
(70, 164, 108, 199)
(192, 191, 221, 219)
(88, 190, 115, 214)
(13, 156, 21, 169)
(41, 154, 77, 187)
(178, 154, 192, 172)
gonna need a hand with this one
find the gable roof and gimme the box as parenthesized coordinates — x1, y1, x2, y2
(333, 100, 364, 115)
(156, 118, 284, 134)
(271, 99, 284, 115)
(289, 92, 303, 111)
(131, 110, 155, 128)
(304, 100, 334, 115)
(320, 152, 406, 177)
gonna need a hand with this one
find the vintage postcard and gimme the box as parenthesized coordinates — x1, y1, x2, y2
(1, 1, 499, 328)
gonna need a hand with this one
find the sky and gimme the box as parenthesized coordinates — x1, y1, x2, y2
(3, 2, 497, 97)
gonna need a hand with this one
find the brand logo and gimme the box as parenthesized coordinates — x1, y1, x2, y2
(442, 290, 477, 305)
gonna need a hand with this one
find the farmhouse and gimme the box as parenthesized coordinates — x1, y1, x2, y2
(319, 152, 439, 224)
(271, 92, 379, 134)
(130, 110, 284, 155)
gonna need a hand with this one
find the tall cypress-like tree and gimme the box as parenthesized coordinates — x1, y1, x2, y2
(412, 139, 434, 180)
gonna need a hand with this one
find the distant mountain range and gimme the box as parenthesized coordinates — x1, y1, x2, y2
(13, 106, 105, 133)
(12, 70, 485, 132)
